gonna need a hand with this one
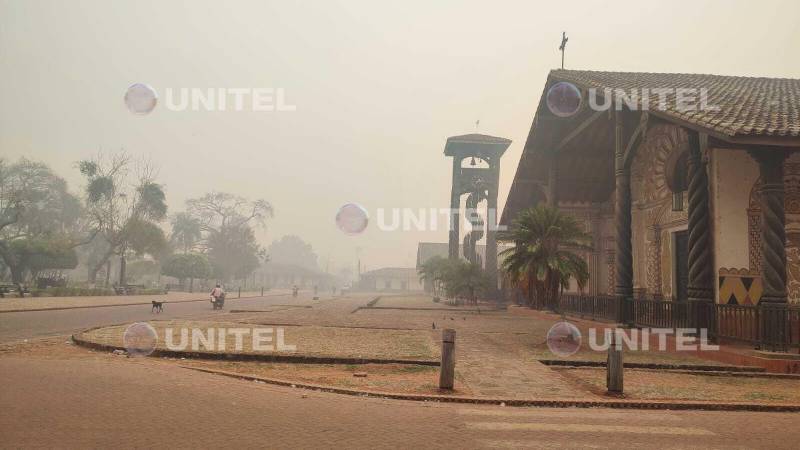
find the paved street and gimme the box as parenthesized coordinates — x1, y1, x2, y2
(2, 355, 799, 449)
(0, 292, 299, 343)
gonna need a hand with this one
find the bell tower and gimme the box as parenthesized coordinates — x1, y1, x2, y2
(444, 133, 511, 296)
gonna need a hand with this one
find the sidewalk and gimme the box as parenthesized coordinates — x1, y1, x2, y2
(511, 306, 800, 373)
(456, 330, 593, 399)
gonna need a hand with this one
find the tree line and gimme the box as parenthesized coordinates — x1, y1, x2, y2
(0, 152, 271, 292)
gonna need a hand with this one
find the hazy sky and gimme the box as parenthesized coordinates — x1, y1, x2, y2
(2, 0, 799, 273)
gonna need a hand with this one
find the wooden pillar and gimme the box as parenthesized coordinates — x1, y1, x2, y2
(749, 150, 789, 351)
(448, 158, 461, 260)
(613, 110, 633, 323)
(686, 130, 715, 334)
(439, 329, 456, 389)
(607, 333, 623, 394)
(750, 150, 789, 305)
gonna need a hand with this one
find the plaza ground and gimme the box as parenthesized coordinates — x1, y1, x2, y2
(2, 352, 800, 449)
(49, 293, 800, 402)
(2, 291, 800, 448)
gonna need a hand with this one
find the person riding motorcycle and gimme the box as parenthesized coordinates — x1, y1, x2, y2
(210, 284, 225, 305)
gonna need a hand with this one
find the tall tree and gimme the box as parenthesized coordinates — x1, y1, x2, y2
(266, 235, 318, 270)
(498, 205, 591, 309)
(79, 151, 167, 286)
(185, 192, 272, 283)
(0, 158, 84, 285)
(161, 253, 211, 292)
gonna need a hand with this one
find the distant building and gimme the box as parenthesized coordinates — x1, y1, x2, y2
(258, 263, 333, 289)
(358, 267, 423, 292)
(416, 242, 486, 268)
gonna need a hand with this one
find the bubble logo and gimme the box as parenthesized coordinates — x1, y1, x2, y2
(123, 322, 158, 357)
(546, 81, 582, 118)
(546, 321, 582, 357)
(124, 83, 158, 115)
(335, 203, 369, 235)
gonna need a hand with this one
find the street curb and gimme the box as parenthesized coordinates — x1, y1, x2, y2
(350, 296, 381, 313)
(554, 366, 800, 380)
(181, 366, 800, 412)
(539, 359, 765, 373)
(352, 306, 497, 313)
(70, 330, 440, 366)
(0, 293, 288, 314)
(229, 305, 314, 313)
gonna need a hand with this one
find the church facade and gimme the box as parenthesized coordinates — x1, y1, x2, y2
(501, 70, 800, 307)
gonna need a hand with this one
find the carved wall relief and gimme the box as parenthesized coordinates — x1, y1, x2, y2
(645, 226, 662, 298)
(630, 124, 690, 300)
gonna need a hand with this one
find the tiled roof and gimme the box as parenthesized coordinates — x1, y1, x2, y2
(551, 69, 800, 137)
(446, 133, 512, 145)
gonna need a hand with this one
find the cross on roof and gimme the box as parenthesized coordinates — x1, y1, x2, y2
(559, 32, 568, 69)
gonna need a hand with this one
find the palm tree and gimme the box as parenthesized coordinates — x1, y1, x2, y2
(417, 255, 447, 296)
(498, 205, 591, 310)
(170, 212, 202, 253)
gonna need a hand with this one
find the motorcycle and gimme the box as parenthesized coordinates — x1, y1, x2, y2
(211, 292, 226, 310)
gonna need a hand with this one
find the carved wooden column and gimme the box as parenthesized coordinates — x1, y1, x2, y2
(751, 151, 789, 304)
(749, 150, 789, 351)
(686, 131, 715, 334)
(614, 110, 633, 324)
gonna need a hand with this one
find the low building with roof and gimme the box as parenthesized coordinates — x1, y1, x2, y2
(358, 267, 423, 292)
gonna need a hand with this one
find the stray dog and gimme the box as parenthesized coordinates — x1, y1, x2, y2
(151, 300, 164, 313)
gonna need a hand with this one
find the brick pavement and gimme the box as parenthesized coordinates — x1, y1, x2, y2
(456, 331, 594, 399)
(2, 355, 800, 449)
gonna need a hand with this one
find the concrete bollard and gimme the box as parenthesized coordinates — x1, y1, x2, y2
(439, 329, 456, 390)
(607, 332, 623, 394)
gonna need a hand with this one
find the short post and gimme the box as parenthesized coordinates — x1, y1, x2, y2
(238, 287, 241, 298)
(439, 329, 456, 390)
(607, 331, 623, 394)
(261, 287, 264, 296)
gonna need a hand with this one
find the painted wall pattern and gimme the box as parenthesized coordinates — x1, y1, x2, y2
(720, 155, 800, 304)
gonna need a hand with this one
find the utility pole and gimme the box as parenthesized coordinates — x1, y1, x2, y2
(559, 32, 568, 69)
